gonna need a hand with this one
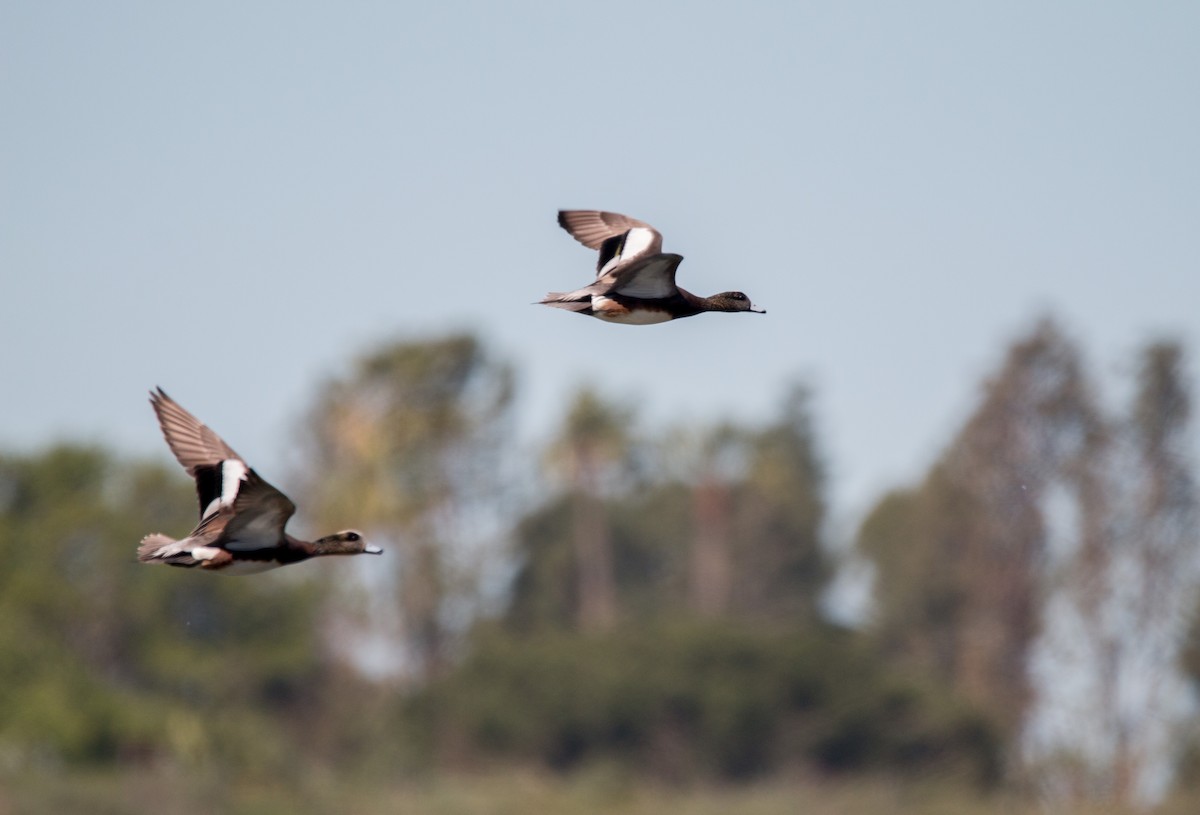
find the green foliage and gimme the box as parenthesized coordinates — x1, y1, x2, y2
(0, 445, 333, 771)
(410, 621, 999, 786)
(12, 326, 1197, 809)
(854, 320, 1106, 731)
(856, 323, 1200, 806)
(730, 384, 828, 621)
(507, 383, 831, 633)
(299, 332, 516, 675)
(302, 332, 514, 526)
(504, 487, 693, 632)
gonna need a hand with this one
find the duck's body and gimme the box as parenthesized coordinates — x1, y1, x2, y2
(561, 288, 739, 325)
(541, 210, 765, 323)
(138, 388, 381, 574)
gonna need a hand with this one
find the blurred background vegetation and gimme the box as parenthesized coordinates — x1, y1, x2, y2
(4, 319, 1200, 814)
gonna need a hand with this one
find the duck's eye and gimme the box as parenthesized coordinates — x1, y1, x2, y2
(346, 532, 360, 541)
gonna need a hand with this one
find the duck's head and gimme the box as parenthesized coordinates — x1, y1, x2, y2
(709, 291, 766, 314)
(314, 530, 383, 556)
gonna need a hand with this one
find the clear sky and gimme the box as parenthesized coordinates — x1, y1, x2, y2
(3, 1, 1197, 519)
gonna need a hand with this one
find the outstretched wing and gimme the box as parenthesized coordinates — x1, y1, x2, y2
(150, 387, 242, 474)
(150, 388, 251, 520)
(558, 210, 664, 276)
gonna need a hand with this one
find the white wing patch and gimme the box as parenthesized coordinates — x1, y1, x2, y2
(220, 460, 248, 506)
(201, 459, 248, 519)
(598, 227, 659, 276)
(622, 228, 656, 259)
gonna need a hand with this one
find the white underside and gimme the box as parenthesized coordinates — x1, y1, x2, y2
(593, 296, 672, 324)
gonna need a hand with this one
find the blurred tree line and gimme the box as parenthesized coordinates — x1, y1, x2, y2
(2, 322, 1198, 808)
(858, 320, 1200, 808)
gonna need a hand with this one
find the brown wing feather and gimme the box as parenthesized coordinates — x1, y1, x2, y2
(557, 210, 662, 250)
(150, 388, 242, 475)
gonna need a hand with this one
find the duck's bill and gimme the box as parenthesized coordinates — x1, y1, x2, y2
(365, 544, 384, 555)
(750, 305, 767, 314)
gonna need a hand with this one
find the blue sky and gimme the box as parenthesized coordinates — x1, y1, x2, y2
(3, 1, 1197, 518)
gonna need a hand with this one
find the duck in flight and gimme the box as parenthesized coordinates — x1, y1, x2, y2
(540, 210, 766, 324)
(138, 388, 381, 574)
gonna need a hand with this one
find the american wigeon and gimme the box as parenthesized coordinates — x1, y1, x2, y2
(138, 388, 381, 574)
(540, 210, 766, 324)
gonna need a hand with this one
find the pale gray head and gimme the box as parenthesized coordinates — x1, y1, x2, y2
(313, 530, 383, 556)
(708, 291, 766, 314)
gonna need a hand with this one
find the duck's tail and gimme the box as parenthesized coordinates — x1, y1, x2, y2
(537, 291, 593, 313)
(138, 533, 196, 565)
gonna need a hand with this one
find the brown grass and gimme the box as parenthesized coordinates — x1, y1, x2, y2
(4, 765, 1199, 815)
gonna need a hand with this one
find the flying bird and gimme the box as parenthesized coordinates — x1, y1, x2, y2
(540, 210, 766, 324)
(138, 388, 381, 574)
